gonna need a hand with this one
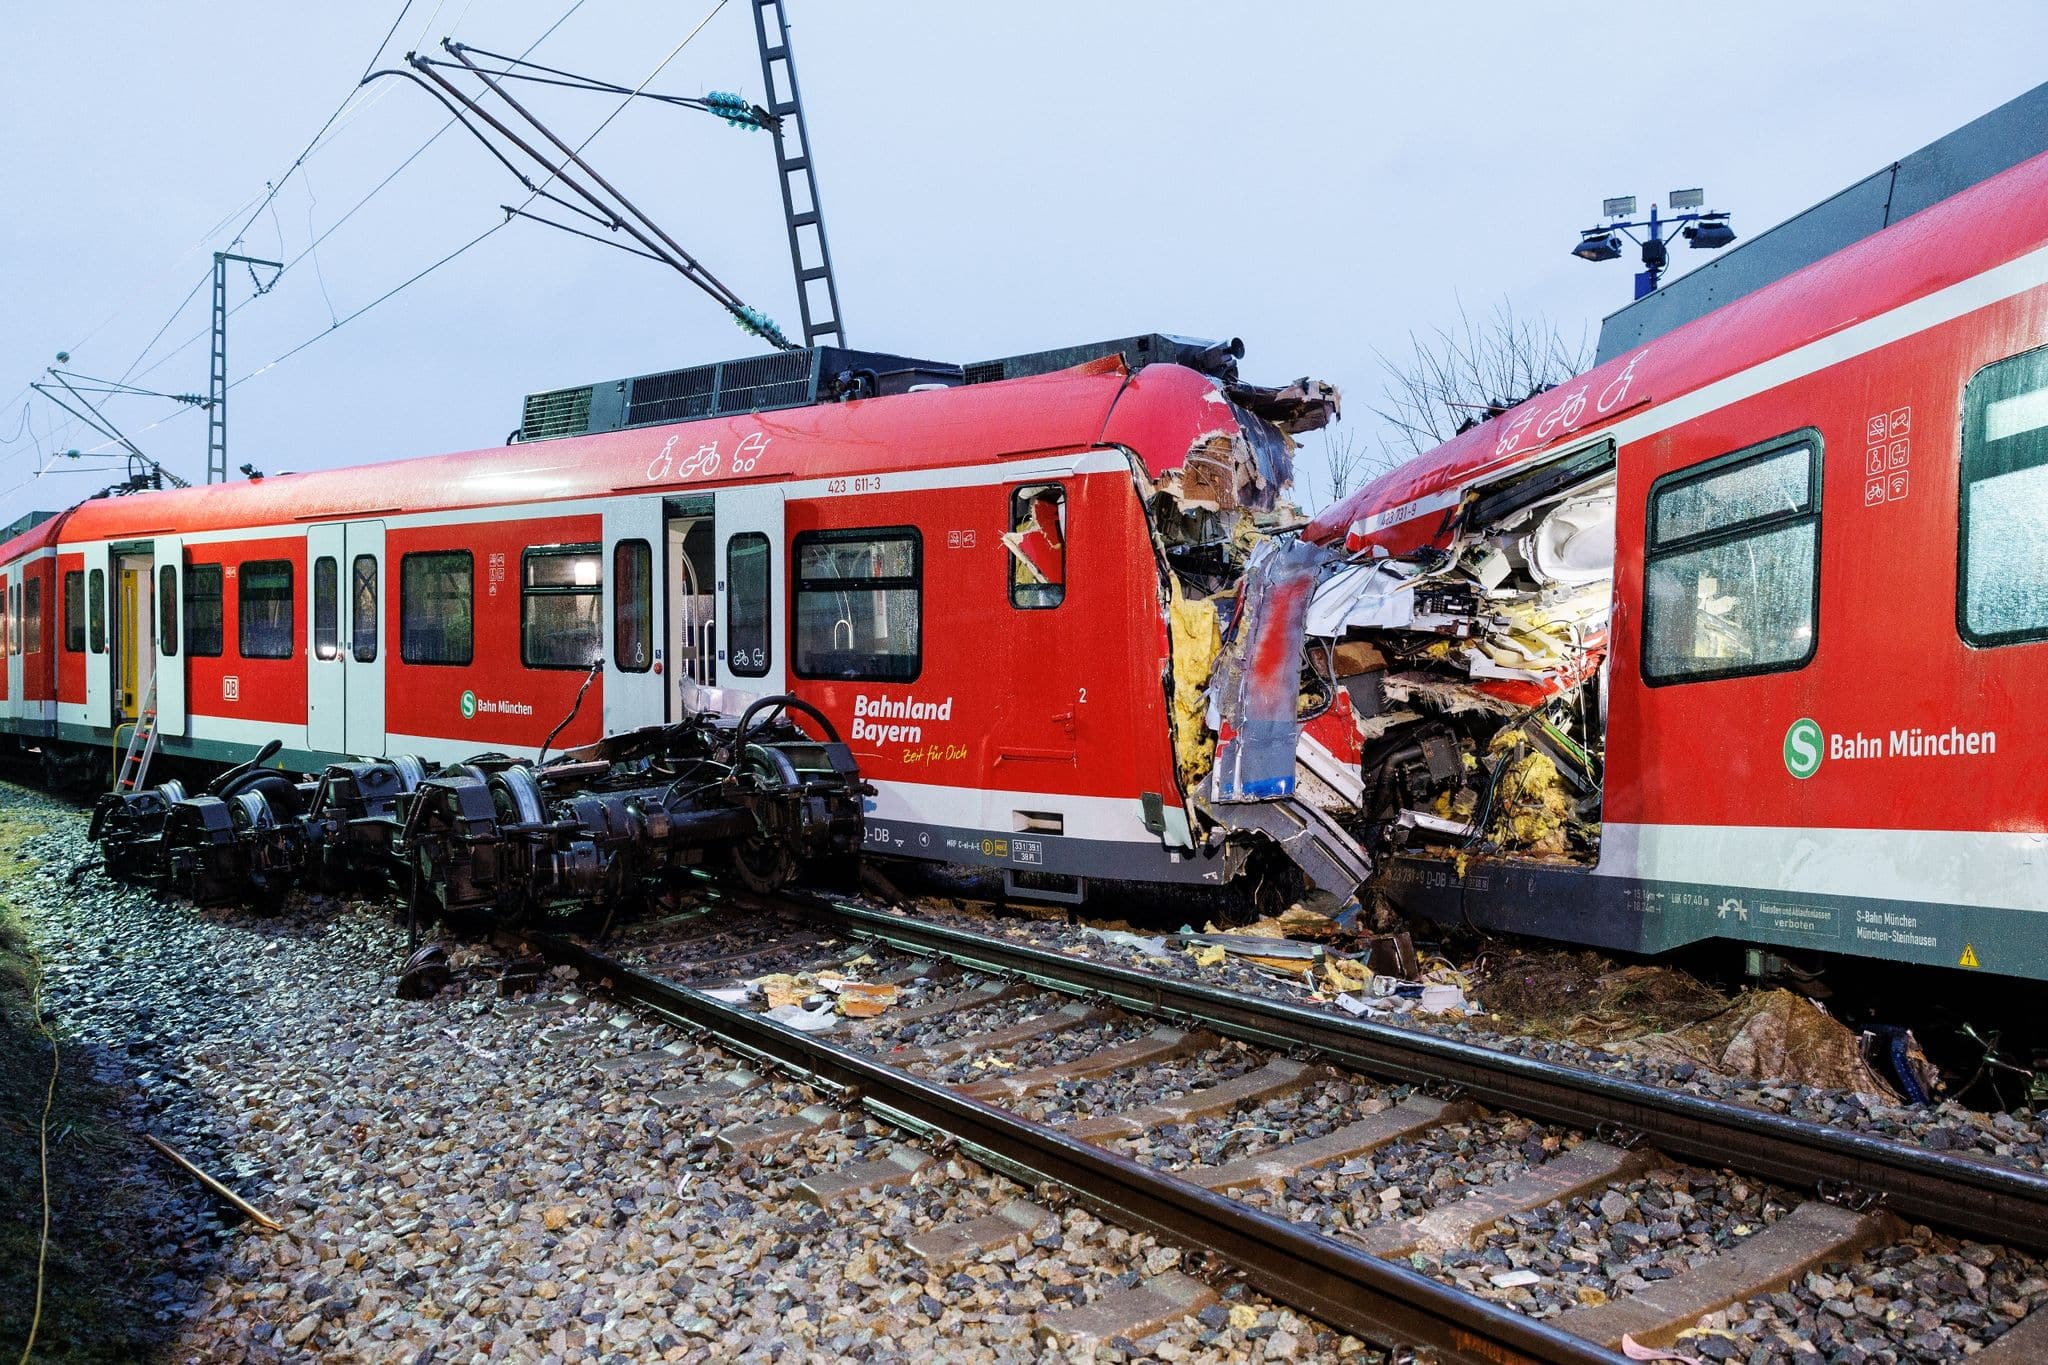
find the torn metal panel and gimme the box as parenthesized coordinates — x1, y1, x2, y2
(1225, 377, 1341, 436)
(1196, 791, 1370, 927)
(1208, 537, 1330, 801)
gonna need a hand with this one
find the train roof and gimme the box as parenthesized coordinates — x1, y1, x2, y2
(1305, 145, 2048, 557)
(1, 356, 1242, 556)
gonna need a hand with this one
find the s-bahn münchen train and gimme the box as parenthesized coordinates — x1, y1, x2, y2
(41, 142, 2048, 990)
(38, 330, 1338, 917)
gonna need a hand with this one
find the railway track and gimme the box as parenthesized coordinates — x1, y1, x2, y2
(512, 889, 2048, 1364)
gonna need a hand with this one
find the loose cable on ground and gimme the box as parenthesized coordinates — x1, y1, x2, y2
(15, 941, 59, 1365)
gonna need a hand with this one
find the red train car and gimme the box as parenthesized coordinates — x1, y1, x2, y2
(1266, 146, 2048, 983)
(0, 337, 1333, 902)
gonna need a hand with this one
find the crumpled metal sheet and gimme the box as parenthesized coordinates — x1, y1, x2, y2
(1162, 404, 1298, 514)
(1208, 537, 1331, 800)
(1225, 376, 1342, 435)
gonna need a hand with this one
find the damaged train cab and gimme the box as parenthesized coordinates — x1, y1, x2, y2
(1198, 145, 2048, 983)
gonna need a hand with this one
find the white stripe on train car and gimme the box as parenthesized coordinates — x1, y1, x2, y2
(1596, 822, 2048, 913)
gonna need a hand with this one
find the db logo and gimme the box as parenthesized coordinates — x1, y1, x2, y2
(1783, 717, 1823, 780)
(460, 690, 478, 720)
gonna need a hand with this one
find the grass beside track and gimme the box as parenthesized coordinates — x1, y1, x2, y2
(0, 808, 177, 1363)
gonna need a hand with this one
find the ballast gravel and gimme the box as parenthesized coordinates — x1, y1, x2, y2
(10, 785, 1366, 1362)
(881, 894, 2048, 1174)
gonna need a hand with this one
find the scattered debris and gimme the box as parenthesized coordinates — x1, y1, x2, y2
(751, 972, 810, 1010)
(394, 944, 452, 999)
(440, 1027, 502, 1065)
(1625, 990, 1900, 1097)
(1488, 1268, 1542, 1289)
(143, 1134, 280, 1231)
(1079, 927, 1170, 957)
(827, 980, 900, 1019)
(497, 954, 544, 995)
(699, 984, 754, 1005)
(761, 1002, 839, 1033)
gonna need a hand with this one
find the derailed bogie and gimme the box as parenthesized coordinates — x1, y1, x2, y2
(398, 704, 867, 925)
(86, 698, 869, 927)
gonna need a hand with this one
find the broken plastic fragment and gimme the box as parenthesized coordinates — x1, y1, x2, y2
(1080, 926, 1170, 957)
(762, 1003, 839, 1033)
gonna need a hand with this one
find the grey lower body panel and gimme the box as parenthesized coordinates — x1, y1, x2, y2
(1378, 854, 2044, 982)
(861, 816, 1232, 888)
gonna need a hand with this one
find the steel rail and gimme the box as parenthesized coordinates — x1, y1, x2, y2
(800, 897, 2048, 1254)
(521, 929, 1618, 1365)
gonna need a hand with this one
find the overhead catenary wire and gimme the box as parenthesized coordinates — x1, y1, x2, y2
(17, 0, 597, 475)
(99, 0, 599, 397)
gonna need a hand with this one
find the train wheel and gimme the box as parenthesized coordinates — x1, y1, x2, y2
(731, 836, 796, 895)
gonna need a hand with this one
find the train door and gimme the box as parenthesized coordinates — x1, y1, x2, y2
(603, 501, 665, 733)
(666, 507, 718, 711)
(307, 521, 386, 757)
(82, 543, 111, 729)
(2, 572, 16, 718)
(113, 551, 153, 722)
(152, 537, 187, 739)
(995, 476, 1083, 772)
(715, 486, 785, 699)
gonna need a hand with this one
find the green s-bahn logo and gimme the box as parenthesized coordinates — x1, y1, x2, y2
(460, 690, 477, 720)
(1783, 717, 1824, 779)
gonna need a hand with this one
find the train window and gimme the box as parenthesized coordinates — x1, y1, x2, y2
(1642, 432, 1820, 685)
(88, 568, 105, 654)
(313, 556, 340, 661)
(792, 528, 921, 683)
(155, 567, 175, 658)
(62, 572, 83, 653)
(185, 565, 223, 658)
(23, 577, 39, 656)
(238, 560, 295, 660)
(400, 551, 473, 666)
(1007, 484, 1067, 609)
(726, 533, 771, 678)
(1960, 347, 2048, 646)
(613, 539, 653, 673)
(351, 555, 378, 663)
(521, 545, 602, 670)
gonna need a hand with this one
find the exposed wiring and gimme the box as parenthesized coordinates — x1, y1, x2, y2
(88, 0, 597, 399)
(536, 657, 604, 767)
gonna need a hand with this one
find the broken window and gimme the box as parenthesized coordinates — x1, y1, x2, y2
(792, 528, 920, 682)
(1960, 346, 2048, 646)
(1642, 434, 1819, 685)
(1006, 484, 1066, 609)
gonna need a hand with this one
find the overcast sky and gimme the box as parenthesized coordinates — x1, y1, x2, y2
(4, 1, 2045, 522)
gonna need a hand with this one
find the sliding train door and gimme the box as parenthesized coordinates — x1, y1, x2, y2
(82, 543, 111, 729)
(715, 485, 786, 700)
(307, 521, 386, 757)
(152, 537, 186, 738)
(603, 500, 665, 733)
